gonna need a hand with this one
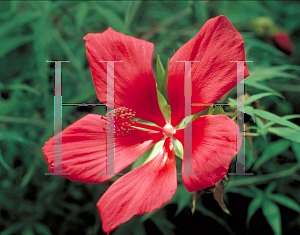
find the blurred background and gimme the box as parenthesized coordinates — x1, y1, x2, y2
(1, 1, 300, 235)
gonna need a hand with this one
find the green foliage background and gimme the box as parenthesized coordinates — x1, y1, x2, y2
(1, 1, 300, 235)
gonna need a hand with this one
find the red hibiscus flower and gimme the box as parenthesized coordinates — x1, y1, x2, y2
(42, 15, 249, 233)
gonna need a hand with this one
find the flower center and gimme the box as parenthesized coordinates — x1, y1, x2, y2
(102, 107, 137, 136)
(162, 123, 175, 137)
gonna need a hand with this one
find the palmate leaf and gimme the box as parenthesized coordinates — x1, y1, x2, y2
(1, 222, 23, 235)
(268, 194, 300, 213)
(150, 210, 176, 235)
(35, 223, 52, 235)
(173, 184, 193, 216)
(247, 194, 263, 224)
(253, 139, 290, 170)
(262, 200, 282, 235)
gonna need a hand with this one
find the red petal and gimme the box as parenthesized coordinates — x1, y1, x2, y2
(84, 28, 166, 127)
(168, 16, 249, 127)
(42, 114, 164, 183)
(173, 115, 240, 192)
(272, 31, 295, 55)
(97, 137, 177, 233)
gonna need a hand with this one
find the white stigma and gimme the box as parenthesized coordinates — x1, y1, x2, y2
(162, 123, 175, 137)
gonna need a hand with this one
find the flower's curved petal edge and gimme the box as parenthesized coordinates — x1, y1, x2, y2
(42, 114, 164, 183)
(84, 28, 166, 127)
(174, 115, 241, 192)
(168, 15, 249, 127)
(97, 137, 177, 233)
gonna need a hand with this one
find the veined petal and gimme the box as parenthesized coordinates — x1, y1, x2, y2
(42, 114, 164, 183)
(84, 28, 166, 127)
(97, 137, 177, 233)
(168, 15, 249, 127)
(173, 115, 241, 192)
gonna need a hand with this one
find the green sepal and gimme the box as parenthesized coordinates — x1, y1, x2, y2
(131, 139, 165, 170)
(161, 58, 170, 104)
(176, 115, 193, 129)
(156, 54, 165, 91)
(173, 138, 183, 159)
(157, 89, 171, 123)
(213, 105, 226, 115)
(208, 106, 214, 115)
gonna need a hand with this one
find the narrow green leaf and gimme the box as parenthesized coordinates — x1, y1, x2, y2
(161, 58, 170, 103)
(244, 79, 283, 98)
(124, 1, 142, 30)
(76, 2, 89, 30)
(0, 13, 39, 38)
(6, 83, 40, 96)
(0, 131, 34, 145)
(21, 160, 37, 188)
(268, 127, 300, 143)
(150, 210, 175, 235)
(254, 109, 300, 132)
(265, 182, 277, 194)
(262, 200, 282, 235)
(194, 1, 208, 24)
(253, 139, 290, 170)
(264, 114, 300, 128)
(291, 142, 300, 162)
(34, 223, 53, 235)
(195, 203, 235, 235)
(245, 37, 286, 58)
(173, 184, 193, 216)
(245, 93, 283, 106)
(22, 227, 34, 235)
(156, 55, 165, 93)
(249, 65, 300, 82)
(225, 186, 255, 198)
(228, 98, 237, 106)
(268, 194, 300, 213)
(0, 149, 15, 176)
(256, 116, 267, 141)
(0, 35, 33, 58)
(1, 223, 23, 235)
(52, 28, 85, 83)
(247, 194, 263, 224)
(244, 106, 256, 123)
(93, 4, 125, 32)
